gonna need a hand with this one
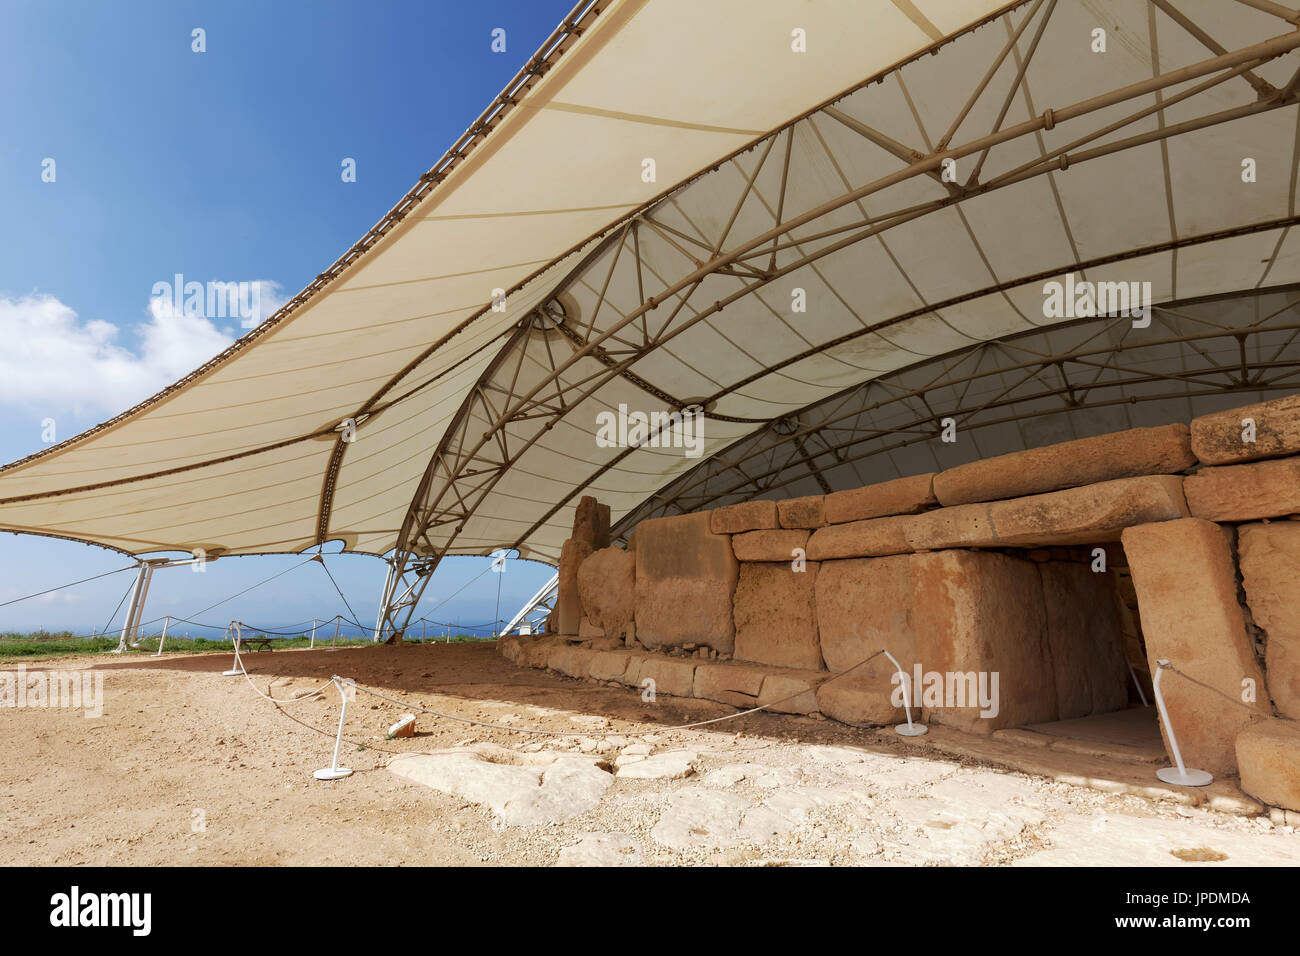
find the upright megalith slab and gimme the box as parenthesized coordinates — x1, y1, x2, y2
(1121, 519, 1270, 774)
(572, 495, 611, 550)
(932, 424, 1195, 506)
(1237, 522, 1300, 720)
(555, 538, 593, 635)
(1236, 719, 1300, 812)
(1037, 562, 1129, 720)
(635, 511, 739, 653)
(824, 473, 937, 524)
(910, 550, 1056, 734)
(733, 562, 822, 670)
(577, 546, 636, 644)
(1191, 394, 1300, 465)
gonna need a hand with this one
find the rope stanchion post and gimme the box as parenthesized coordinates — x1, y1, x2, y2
(151, 615, 170, 658)
(309, 618, 317, 650)
(1151, 659, 1213, 787)
(222, 622, 244, 677)
(882, 648, 927, 737)
(314, 676, 355, 781)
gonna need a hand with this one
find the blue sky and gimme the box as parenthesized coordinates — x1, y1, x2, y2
(0, 0, 570, 635)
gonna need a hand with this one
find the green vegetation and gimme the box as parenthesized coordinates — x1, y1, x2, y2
(0, 631, 492, 660)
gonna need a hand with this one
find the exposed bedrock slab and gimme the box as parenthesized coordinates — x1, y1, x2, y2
(910, 550, 1057, 734)
(823, 473, 937, 524)
(733, 562, 823, 670)
(731, 529, 809, 563)
(1191, 393, 1300, 465)
(389, 746, 612, 827)
(778, 495, 825, 529)
(634, 511, 738, 653)
(1236, 719, 1300, 812)
(555, 538, 594, 635)
(709, 500, 778, 534)
(1184, 457, 1300, 522)
(1037, 562, 1129, 720)
(805, 515, 911, 560)
(1237, 522, 1300, 720)
(1121, 519, 1270, 774)
(932, 424, 1195, 506)
(576, 546, 636, 642)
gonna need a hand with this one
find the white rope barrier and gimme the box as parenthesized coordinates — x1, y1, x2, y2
(1152, 659, 1213, 787)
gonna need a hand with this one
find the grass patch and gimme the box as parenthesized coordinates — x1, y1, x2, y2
(0, 631, 495, 660)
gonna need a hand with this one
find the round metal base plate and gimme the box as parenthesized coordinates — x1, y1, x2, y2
(314, 767, 353, 780)
(895, 723, 929, 737)
(1156, 767, 1213, 787)
(221, 669, 241, 676)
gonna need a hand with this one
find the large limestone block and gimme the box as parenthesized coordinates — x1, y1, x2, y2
(709, 500, 778, 534)
(555, 538, 594, 635)
(815, 672, 902, 727)
(1121, 519, 1270, 774)
(1236, 719, 1300, 812)
(824, 473, 937, 524)
(910, 551, 1057, 734)
(634, 512, 739, 653)
(815, 556, 914, 673)
(778, 495, 825, 529)
(1237, 523, 1300, 719)
(732, 562, 822, 670)
(1037, 562, 1129, 720)
(1185, 458, 1300, 522)
(988, 475, 1188, 547)
(576, 546, 636, 642)
(932, 424, 1195, 506)
(572, 495, 610, 549)
(805, 516, 911, 560)
(1191, 393, 1300, 464)
(547, 644, 597, 680)
(635, 656, 697, 699)
(693, 662, 768, 708)
(588, 649, 644, 684)
(756, 671, 821, 715)
(902, 503, 995, 551)
(731, 529, 809, 562)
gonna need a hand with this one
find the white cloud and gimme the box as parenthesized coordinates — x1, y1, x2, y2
(0, 281, 285, 417)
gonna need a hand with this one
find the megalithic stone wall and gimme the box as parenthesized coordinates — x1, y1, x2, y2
(511, 391, 1300, 812)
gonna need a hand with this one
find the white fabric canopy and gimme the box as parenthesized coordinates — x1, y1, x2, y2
(2, 0, 1298, 565)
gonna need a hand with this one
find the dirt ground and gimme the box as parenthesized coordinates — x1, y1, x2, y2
(3, 641, 1298, 867)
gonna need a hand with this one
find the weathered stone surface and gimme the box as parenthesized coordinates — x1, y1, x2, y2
(709, 500, 778, 534)
(824, 473, 937, 524)
(815, 555, 914, 672)
(572, 495, 611, 549)
(779, 495, 825, 529)
(547, 644, 597, 680)
(910, 550, 1056, 734)
(555, 538, 594, 635)
(389, 746, 612, 827)
(514, 636, 561, 669)
(497, 635, 522, 663)
(815, 672, 901, 726)
(731, 529, 809, 563)
(988, 475, 1189, 547)
(1038, 562, 1129, 720)
(1185, 457, 1300, 522)
(1191, 393, 1300, 464)
(635, 655, 697, 699)
(555, 832, 642, 867)
(693, 662, 768, 708)
(615, 750, 699, 780)
(576, 546, 636, 642)
(1237, 522, 1300, 720)
(805, 515, 911, 560)
(588, 649, 642, 683)
(932, 424, 1195, 506)
(578, 617, 605, 642)
(733, 562, 823, 670)
(1236, 719, 1300, 812)
(634, 511, 739, 653)
(1121, 518, 1270, 774)
(757, 671, 821, 715)
(902, 503, 995, 551)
